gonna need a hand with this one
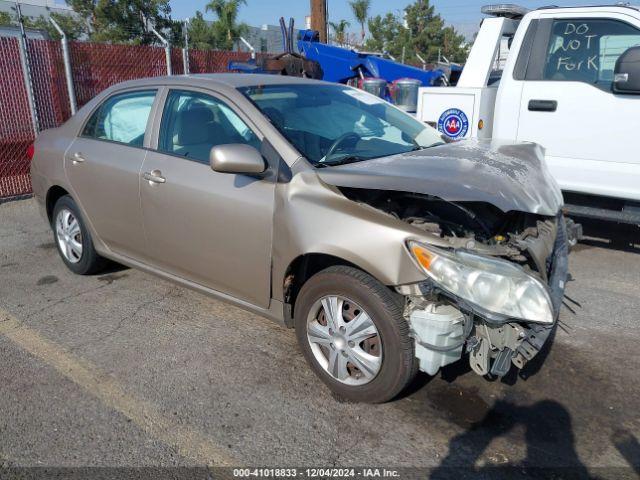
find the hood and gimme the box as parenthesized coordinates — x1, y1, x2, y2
(316, 139, 563, 216)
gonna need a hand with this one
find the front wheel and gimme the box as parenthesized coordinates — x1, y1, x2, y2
(294, 266, 417, 403)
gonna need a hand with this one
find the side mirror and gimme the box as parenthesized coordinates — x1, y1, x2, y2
(613, 46, 640, 94)
(209, 144, 266, 175)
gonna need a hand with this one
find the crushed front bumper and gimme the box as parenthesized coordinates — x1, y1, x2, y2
(399, 215, 570, 378)
(511, 215, 569, 370)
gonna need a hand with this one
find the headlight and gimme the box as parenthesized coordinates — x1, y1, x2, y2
(408, 241, 554, 324)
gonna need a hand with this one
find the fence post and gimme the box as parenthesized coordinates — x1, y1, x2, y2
(182, 19, 190, 75)
(150, 26, 171, 76)
(49, 17, 77, 115)
(15, 0, 39, 134)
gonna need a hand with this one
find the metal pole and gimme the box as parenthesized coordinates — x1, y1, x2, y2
(15, 0, 39, 134)
(182, 19, 189, 75)
(49, 17, 77, 115)
(239, 36, 256, 60)
(150, 26, 171, 76)
(164, 43, 172, 76)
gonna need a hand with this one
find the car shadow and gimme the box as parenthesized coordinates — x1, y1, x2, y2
(429, 399, 594, 479)
(97, 261, 129, 276)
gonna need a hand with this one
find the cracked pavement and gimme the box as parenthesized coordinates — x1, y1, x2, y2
(0, 199, 639, 477)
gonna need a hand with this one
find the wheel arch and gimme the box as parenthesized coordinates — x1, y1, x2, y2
(282, 252, 384, 328)
(46, 185, 70, 225)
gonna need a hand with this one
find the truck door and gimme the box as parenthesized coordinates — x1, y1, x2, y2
(515, 13, 640, 201)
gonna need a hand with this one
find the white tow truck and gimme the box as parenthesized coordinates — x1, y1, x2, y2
(417, 3, 640, 224)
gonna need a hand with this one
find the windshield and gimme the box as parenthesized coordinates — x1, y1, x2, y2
(238, 84, 445, 166)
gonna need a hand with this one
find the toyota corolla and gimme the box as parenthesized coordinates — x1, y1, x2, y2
(30, 74, 569, 403)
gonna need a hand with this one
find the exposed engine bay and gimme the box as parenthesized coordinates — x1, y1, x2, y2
(339, 187, 570, 379)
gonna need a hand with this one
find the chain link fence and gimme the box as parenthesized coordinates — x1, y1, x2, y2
(0, 35, 256, 200)
(0, 37, 34, 200)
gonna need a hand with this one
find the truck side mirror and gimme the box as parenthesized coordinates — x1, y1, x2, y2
(613, 46, 640, 94)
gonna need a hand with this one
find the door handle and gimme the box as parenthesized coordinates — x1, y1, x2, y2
(143, 170, 166, 184)
(72, 152, 86, 164)
(528, 99, 557, 112)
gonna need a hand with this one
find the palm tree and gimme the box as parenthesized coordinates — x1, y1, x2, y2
(205, 0, 247, 50)
(329, 19, 350, 46)
(349, 0, 371, 43)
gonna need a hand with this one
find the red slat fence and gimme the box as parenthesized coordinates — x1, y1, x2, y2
(0, 37, 255, 200)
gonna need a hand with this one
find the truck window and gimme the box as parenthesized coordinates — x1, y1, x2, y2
(489, 34, 513, 85)
(543, 19, 640, 90)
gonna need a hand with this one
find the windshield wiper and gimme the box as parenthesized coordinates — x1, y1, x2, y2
(320, 155, 367, 167)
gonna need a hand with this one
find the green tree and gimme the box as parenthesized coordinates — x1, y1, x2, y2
(65, 0, 176, 45)
(349, 0, 371, 43)
(205, 0, 248, 51)
(188, 10, 217, 50)
(404, 0, 468, 63)
(0, 11, 12, 26)
(365, 0, 468, 64)
(365, 13, 402, 54)
(23, 12, 86, 40)
(0, 8, 86, 40)
(329, 19, 350, 45)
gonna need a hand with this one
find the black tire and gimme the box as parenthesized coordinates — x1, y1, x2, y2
(51, 195, 107, 275)
(294, 266, 418, 403)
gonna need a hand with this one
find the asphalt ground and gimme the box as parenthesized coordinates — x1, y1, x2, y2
(0, 198, 639, 479)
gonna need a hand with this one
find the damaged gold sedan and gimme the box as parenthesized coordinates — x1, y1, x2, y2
(30, 75, 572, 403)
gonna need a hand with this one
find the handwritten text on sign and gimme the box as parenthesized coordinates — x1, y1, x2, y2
(554, 23, 599, 72)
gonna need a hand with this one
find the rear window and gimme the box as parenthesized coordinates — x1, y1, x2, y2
(82, 90, 156, 147)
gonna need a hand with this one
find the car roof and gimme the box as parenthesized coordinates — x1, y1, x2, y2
(109, 73, 335, 91)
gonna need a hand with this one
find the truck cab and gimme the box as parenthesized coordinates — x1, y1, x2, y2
(417, 4, 640, 224)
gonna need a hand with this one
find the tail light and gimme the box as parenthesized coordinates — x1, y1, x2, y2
(27, 143, 35, 161)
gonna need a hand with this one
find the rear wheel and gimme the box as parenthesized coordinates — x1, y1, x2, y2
(52, 195, 106, 275)
(294, 266, 417, 403)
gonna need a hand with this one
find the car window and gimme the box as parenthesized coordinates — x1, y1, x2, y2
(543, 19, 640, 90)
(158, 90, 261, 164)
(82, 90, 156, 146)
(239, 84, 444, 166)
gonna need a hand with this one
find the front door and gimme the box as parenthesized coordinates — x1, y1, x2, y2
(139, 89, 275, 308)
(65, 89, 158, 258)
(516, 14, 640, 199)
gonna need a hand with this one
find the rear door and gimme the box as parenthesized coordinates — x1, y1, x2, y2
(65, 89, 158, 258)
(515, 12, 640, 200)
(139, 88, 275, 308)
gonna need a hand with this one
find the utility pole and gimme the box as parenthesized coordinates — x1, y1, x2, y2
(310, 0, 327, 43)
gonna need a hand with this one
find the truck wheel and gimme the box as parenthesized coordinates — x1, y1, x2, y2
(52, 195, 106, 275)
(294, 266, 417, 403)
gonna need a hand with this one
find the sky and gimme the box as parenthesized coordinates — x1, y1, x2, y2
(168, 0, 596, 40)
